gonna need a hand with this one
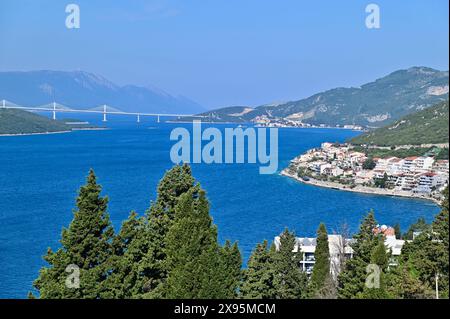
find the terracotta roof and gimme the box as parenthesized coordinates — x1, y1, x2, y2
(373, 226, 396, 237)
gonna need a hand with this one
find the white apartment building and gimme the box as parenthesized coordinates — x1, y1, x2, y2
(374, 157, 399, 171)
(355, 170, 375, 185)
(386, 158, 404, 175)
(414, 156, 435, 171)
(274, 231, 405, 278)
(433, 160, 449, 173)
(395, 173, 418, 191)
(274, 235, 354, 278)
(415, 172, 448, 193)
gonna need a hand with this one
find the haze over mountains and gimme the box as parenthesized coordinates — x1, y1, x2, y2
(0, 71, 205, 114)
(1, 67, 448, 127)
(194, 67, 449, 127)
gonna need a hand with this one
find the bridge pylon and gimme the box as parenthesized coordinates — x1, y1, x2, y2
(102, 104, 107, 122)
(52, 102, 56, 120)
(137, 114, 141, 123)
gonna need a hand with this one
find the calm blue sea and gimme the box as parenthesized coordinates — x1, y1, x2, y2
(0, 117, 441, 298)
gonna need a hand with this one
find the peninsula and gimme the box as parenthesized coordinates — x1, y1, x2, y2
(282, 101, 449, 203)
(0, 109, 104, 136)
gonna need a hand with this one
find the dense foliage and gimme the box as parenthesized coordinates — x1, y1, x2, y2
(351, 100, 449, 146)
(0, 109, 70, 135)
(352, 146, 449, 160)
(32, 166, 449, 299)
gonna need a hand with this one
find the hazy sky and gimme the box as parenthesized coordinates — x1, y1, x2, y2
(0, 0, 448, 109)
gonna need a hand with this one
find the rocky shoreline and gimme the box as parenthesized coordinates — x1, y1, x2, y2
(280, 169, 441, 205)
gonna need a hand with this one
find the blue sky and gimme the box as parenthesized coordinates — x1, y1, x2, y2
(0, 0, 448, 108)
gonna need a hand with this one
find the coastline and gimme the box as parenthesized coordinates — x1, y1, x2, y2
(0, 127, 108, 137)
(0, 130, 72, 137)
(280, 168, 441, 205)
(166, 120, 364, 131)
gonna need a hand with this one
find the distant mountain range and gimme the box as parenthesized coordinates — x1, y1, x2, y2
(0, 71, 205, 114)
(350, 100, 449, 146)
(189, 67, 449, 127)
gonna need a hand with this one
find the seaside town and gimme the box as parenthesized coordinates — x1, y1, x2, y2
(284, 142, 449, 202)
(253, 115, 365, 130)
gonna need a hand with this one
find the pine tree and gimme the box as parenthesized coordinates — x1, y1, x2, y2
(219, 240, 242, 298)
(337, 211, 379, 299)
(399, 188, 449, 298)
(127, 164, 197, 298)
(358, 238, 391, 299)
(272, 228, 307, 299)
(32, 169, 114, 298)
(387, 263, 433, 299)
(308, 223, 331, 297)
(99, 211, 145, 298)
(431, 187, 449, 297)
(403, 217, 429, 240)
(393, 223, 401, 239)
(162, 187, 236, 298)
(240, 240, 277, 299)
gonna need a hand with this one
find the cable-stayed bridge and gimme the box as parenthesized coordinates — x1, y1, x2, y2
(1, 99, 205, 123)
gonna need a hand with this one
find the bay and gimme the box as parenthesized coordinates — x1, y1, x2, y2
(0, 119, 440, 298)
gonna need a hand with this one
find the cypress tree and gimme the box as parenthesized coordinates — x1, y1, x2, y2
(272, 228, 307, 299)
(219, 240, 242, 298)
(162, 187, 232, 298)
(309, 223, 331, 297)
(99, 211, 145, 298)
(32, 169, 114, 298)
(241, 240, 277, 299)
(358, 238, 391, 299)
(337, 211, 379, 299)
(393, 223, 401, 239)
(132, 164, 197, 297)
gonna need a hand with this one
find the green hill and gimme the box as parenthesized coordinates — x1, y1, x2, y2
(350, 100, 449, 146)
(185, 67, 448, 127)
(0, 109, 71, 135)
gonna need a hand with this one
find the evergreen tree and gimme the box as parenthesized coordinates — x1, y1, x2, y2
(130, 164, 197, 297)
(399, 188, 449, 298)
(272, 229, 307, 299)
(32, 169, 114, 298)
(402, 217, 429, 240)
(431, 187, 449, 298)
(219, 240, 242, 298)
(308, 223, 331, 297)
(393, 223, 401, 239)
(387, 263, 433, 299)
(337, 211, 379, 299)
(358, 238, 391, 299)
(162, 187, 237, 298)
(240, 240, 277, 299)
(99, 211, 145, 298)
